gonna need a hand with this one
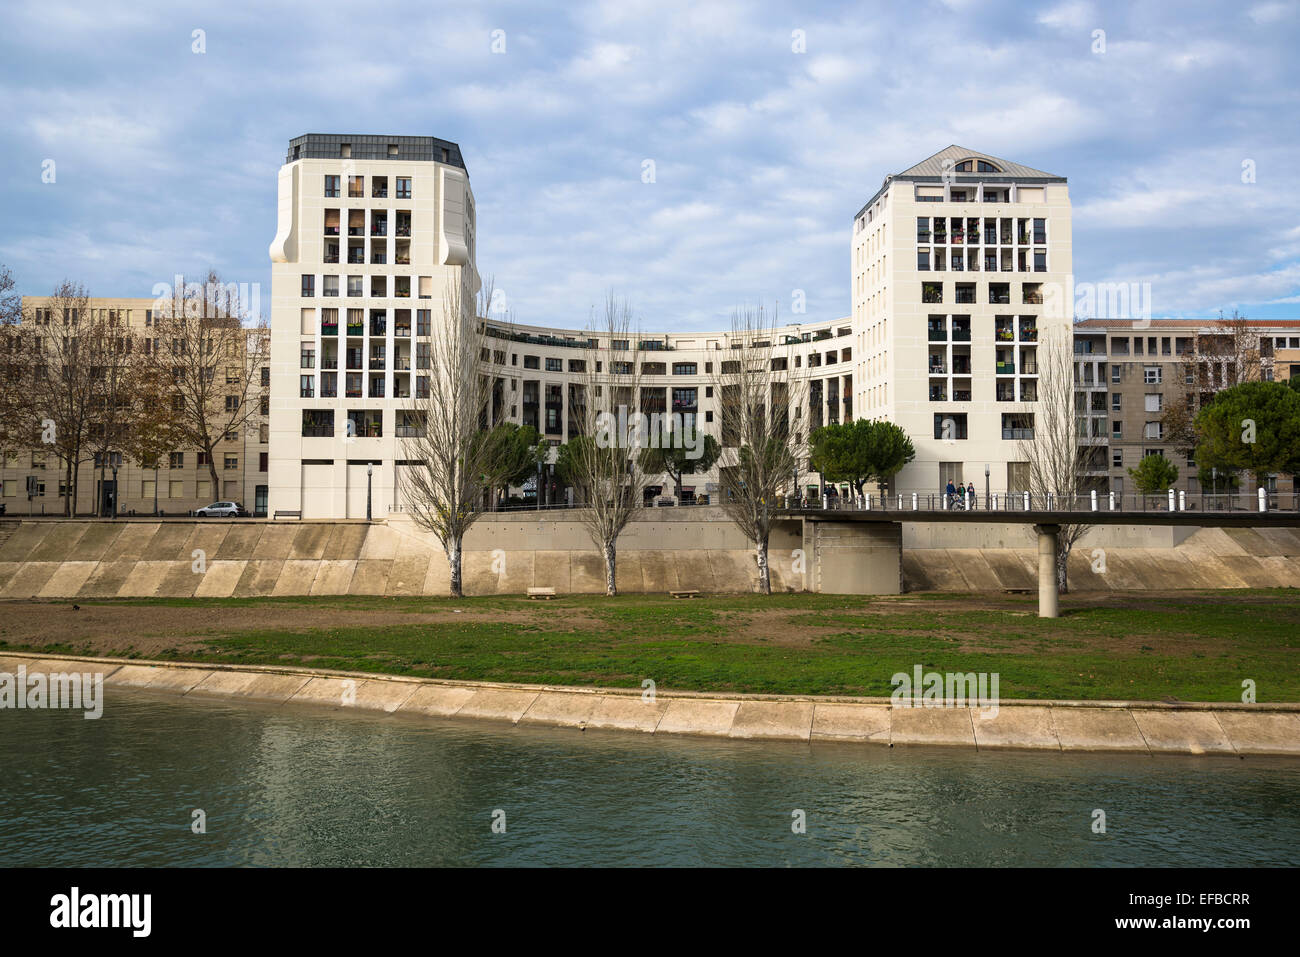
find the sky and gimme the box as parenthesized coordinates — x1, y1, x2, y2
(2, 0, 1299, 330)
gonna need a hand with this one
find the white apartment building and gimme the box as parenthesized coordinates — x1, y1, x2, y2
(268, 134, 479, 518)
(851, 145, 1073, 495)
(271, 140, 1074, 518)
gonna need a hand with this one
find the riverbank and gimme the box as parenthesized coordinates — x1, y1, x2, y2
(2, 591, 1296, 701)
(3, 651, 1297, 757)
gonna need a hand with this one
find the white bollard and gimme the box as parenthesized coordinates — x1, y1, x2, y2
(1023, 491, 1030, 511)
(1178, 489, 1186, 511)
(822, 494, 828, 510)
(1108, 490, 1116, 511)
(993, 493, 999, 511)
(942, 493, 948, 510)
(1258, 487, 1267, 512)
(864, 494, 871, 511)
(897, 493, 902, 510)
(911, 492, 918, 510)
(1167, 489, 1175, 512)
(1091, 489, 1098, 512)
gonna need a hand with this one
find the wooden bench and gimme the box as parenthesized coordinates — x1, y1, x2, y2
(527, 587, 557, 600)
(670, 589, 700, 599)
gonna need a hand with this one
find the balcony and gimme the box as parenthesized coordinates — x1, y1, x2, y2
(323, 252, 339, 264)
(346, 323, 363, 336)
(996, 361, 1015, 374)
(951, 327, 971, 342)
(394, 357, 411, 371)
(953, 389, 972, 401)
(321, 321, 338, 336)
(370, 322, 386, 337)
(929, 387, 947, 402)
(1019, 324, 1038, 341)
(928, 327, 946, 341)
(928, 363, 947, 375)
(395, 324, 410, 338)
(324, 225, 340, 236)
(395, 225, 411, 237)
(1003, 427, 1034, 440)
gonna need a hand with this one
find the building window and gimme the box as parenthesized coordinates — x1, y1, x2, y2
(1143, 422, 1163, 440)
(225, 395, 240, 412)
(672, 362, 697, 376)
(1111, 393, 1121, 411)
(1145, 393, 1163, 412)
(933, 413, 968, 440)
(524, 355, 540, 369)
(301, 345, 315, 369)
(348, 275, 363, 297)
(1112, 449, 1123, 468)
(545, 358, 562, 372)
(347, 410, 383, 438)
(1112, 421, 1122, 439)
(1143, 366, 1161, 384)
(324, 175, 340, 198)
(922, 282, 943, 304)
(323, 275, 339, 297)
(302, 410, 334, 437)
(348, 175, 364, 197)
(224, 455, 238, 470)
(301, 275, 315, 297)
(300, 375, 315, 398)
(1111, 365, 1122, 383)
(259, 452, 268, 472)
(396, 177, 412, 199)
(169, 452, 184, 469)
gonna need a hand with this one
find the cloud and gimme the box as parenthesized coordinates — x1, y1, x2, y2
(0, 0, 1296, 329)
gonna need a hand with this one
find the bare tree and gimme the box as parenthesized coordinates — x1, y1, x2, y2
(1162, 310, 1262, 459)
(399, 278, 507, 598)
(150, 272, 269, 499)
(1019, 327, 1091, 592)
(565, 295, 647, 596)
(85, 310, 178, 516)
(20, 282, 96, 514)
(712, 304, 807, 594)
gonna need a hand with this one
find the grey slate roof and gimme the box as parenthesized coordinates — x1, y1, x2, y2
(284, 134, 466, 171)
(855, 145, 1065, 220)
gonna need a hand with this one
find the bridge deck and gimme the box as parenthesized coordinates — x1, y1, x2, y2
(783, 508, 1300, 527)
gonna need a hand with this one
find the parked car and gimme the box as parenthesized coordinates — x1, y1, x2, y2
(194, 501, 248, 518)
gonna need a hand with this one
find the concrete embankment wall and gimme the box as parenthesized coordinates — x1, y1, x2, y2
(0, 514, 1297, 598)
(0, 512, 803, 598)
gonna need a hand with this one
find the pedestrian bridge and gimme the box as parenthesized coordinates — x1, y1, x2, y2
(781, 490, 1300, 618)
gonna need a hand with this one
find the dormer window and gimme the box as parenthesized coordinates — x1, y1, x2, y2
(954, 159, 1001, 173)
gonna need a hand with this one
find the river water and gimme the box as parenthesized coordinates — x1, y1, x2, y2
(1, 691, 1296, 867)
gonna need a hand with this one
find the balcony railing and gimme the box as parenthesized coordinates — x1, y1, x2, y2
(1003, 427, 1034, 440)
(321, 323, 338, 336)
(996, 362, 1015, 374)
(951, 329, 971, 341)
(928, 328, 946, 341)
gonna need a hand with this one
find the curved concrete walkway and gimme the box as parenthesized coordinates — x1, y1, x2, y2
(3, 651, 1297, 757)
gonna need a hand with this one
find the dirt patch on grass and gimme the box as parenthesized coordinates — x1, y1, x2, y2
(0, 590, 1291, 660)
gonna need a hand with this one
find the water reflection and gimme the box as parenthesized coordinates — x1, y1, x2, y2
(1, 691, 1296, 867)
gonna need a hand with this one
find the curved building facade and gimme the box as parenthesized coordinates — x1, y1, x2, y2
(268, 138, 1073, 518)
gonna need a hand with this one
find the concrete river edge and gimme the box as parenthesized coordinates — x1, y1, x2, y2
(3, 651, 1298, 757)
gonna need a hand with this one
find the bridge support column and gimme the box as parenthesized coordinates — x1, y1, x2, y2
(1033, 523, 1060, 619)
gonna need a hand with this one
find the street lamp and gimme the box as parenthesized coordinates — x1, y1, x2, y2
(109, 451, 121, 520)
(984, 463, 990, 511)
(366, 463, 373, 522)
